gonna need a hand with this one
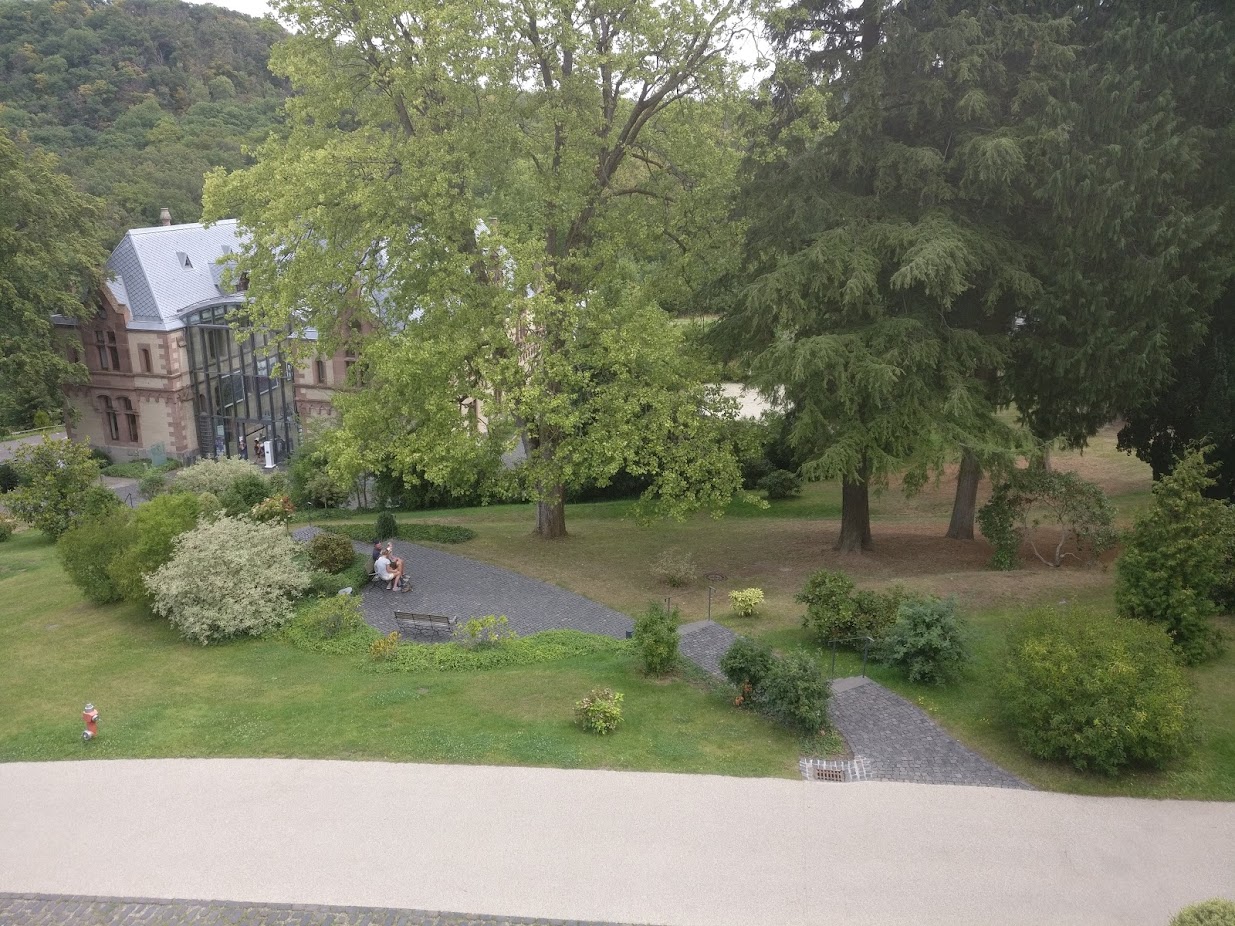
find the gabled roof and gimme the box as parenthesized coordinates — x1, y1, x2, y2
(104, 219, 244, 332)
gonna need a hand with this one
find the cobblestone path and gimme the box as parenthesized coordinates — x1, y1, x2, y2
(293, 527, 632, 640)
(829, 677, 1030, 788)
(677, 620, 737, 678)
(0, 894, 651, 926)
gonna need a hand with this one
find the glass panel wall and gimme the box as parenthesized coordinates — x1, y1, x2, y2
(183, 303, 297, 464)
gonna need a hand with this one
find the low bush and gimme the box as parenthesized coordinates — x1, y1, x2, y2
(57, 509, 136, 604)
(251, 494, 295, 525)
(369, 631, 401, 662)
(999, 608, 1194, 776)
(222, 473, 273, 517)
(138, 470, 166, 499)
(375, 511, 398, 543)
(880, 597, 968, 685)
(0, 461, 21, 493)
(146, 516, 311, 644)
(797, 570, 905, 644)
(729, 587, 765, 618)
(650, 548, 697, 587)
(453, 615, 516, 648)
(308, 531, 356, 574)
(302, 595, 366, 640)
(332, 522, 476, 545)
(574, 688, 624, 735)
(0, 514, 15, 541)
(758, 469, 801, 500)
(758, 651, 831, 736)
(633, 602, 680, 675)
(1170, 899, 1235, 926)
(720, 636, 776, 691)
(174, 458, 261, 496)
(196, 491, 223, 521)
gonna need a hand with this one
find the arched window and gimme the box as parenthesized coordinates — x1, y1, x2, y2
(120, 397, 139, 442)
(101, 396, 119, 441)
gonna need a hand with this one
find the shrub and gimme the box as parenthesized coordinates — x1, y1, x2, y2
(977, 468, 1117, 570)
(453, 615, 517, 648)
(0, 461, 20, 493)
(173, 457, 261, 496)
(88, 448, 112, 465)
(57, 509, 136, 604)
(196, 491, 222, 521)
(999, 608, 1194, 775)
(108, 493, 200, 603)
(308, 531, 357, 573)
(880, 597, 968, 685)
(729, 587, 765, 618)
(650, 547, 697, 587)
(137, 470, 166, 499)
(250, 494, 295, 525)
(574, 688, 624, 735)
(267, 472, 287, 496)
(369, 631, 401, 662)
(5, 438, 104, 538)
(1171, 899, 1235, 926)
(797, 570, 904, 644)
(375, 511, 398, 543)
(633, 602, 680, 675)
(719, 636, 776, 692)
(222, 473, 272, 516)
(0, 514, 15, 541)
(302, 595, 365, 640)
(758, 469, 801, 500)
(1116, 448, 1229, 664)
(758, 650, 831, 736)
(146, 516, 311, 644)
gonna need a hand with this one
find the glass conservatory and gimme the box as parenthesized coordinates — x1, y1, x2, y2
(182, 301, 297, 464)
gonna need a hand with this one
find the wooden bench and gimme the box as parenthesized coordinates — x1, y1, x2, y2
(394, 611, 456, 637)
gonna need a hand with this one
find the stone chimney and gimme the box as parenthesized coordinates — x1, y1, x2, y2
(159, 207, 172, 227)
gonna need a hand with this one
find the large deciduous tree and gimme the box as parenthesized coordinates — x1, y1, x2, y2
(205, 0, 753, 538)
(0, 131, 107, 430)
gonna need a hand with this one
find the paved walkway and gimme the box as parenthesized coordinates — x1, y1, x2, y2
(1, 760, 1231, 926)
(297, 529, 633, 639)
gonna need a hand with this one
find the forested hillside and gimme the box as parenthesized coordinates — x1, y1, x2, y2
(0, 0, 287, 240)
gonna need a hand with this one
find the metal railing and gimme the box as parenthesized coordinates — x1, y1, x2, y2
(824, 635, 875, 679)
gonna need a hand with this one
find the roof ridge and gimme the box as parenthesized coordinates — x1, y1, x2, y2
(128, 218, 239, 236)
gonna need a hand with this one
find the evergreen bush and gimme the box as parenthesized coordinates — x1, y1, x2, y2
(302, 595, 366, 640)
(137, 470, 166, 499)
(5, 438, 106, 538)
(632, 601, 680, 675)
(173, 457, 260, 496)
(108, 493, 200, 603)
(0, 514, 15, 542)
(221, 472, 272, 516)
(308, 531, 357, 574)
(758, 469, 802, 500)
(758, 651, 831, 736)
(375, 511, 398, 543)
(719, 636, 776, 691)
(797, 570, 904, 644)
(880, 597, 968, 685)
(729, 587, 765, 617)
(999, 608, 1194, 775)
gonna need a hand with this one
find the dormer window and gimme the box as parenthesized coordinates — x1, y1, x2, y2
(177, 251, 193, 270)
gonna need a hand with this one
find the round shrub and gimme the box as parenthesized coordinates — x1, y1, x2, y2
(0, 461, 20, 493)
(1171, 899, 1235, 926)
(375, 511, 398, 543)
(720, 636, 775, 691)
(250, 494, 294, 524)
(308, 531, 357, 574)
(758, 650, 830, 736)
(797, 570, 904, 644)
(222, 472, 272, 516)
(0, 514, 15, 542)
(108, 493, 200, 603)
(5, 438, 105, 538)
(196, 491, 222, 520)
(880, 597, 968, 685)
(57, 509, 136, 604)
(138, 470, 167, 499)
(632, 601, 679, 675)
(758, 469, 802, 500)
(999, 608, 1194, 776)
(574, 688, 624, 735)
(146, 516, 311, 644)
(369, 631, 400, 661)
(729, 587, 765, 618)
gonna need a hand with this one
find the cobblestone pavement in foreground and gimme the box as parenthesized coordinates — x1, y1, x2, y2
(0, 894, 651, 926)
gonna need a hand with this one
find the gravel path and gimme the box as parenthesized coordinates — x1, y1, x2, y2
(292, 528, 633, 640)
(828, 677, 1029, 788)
(0, 894, 649, 926)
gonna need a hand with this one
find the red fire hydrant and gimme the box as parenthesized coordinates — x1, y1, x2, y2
(81, 703, 99, 742)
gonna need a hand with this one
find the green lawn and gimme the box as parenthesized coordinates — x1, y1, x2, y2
(0, 531, 806, 777)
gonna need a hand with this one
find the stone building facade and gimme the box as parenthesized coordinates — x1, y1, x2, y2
(56, 215, 345, 464)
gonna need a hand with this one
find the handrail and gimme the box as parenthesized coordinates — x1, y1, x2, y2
(825, 635, 875, 679)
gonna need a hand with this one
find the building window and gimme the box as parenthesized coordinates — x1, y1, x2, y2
(101, 396, 119, 441)
(315, 360, 326, 384)
(120, 397, 139, 442)
(96, 331, 109, 369)
(69, 346, 79, 364)
(140, 348, 152, 373)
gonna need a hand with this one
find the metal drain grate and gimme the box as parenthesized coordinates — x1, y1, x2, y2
(813, 767, 846, 782)
(704, 572, 726, 581)
(799, 756, 877, 783)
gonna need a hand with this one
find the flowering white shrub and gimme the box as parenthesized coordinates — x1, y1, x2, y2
(146, 515, 310, 644)
(172, 458, 263, 496)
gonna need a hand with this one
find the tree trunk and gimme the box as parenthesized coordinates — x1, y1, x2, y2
(837, 470, 872, 553)
(536, 482, 567, 539)
(946, 448, 982, 540)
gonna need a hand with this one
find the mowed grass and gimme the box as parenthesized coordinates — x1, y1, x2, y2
(0, 532, 804, 777)
(305, 427, 1235, 800)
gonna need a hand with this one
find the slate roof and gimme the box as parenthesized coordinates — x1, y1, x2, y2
(104, 219, 244, 332)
